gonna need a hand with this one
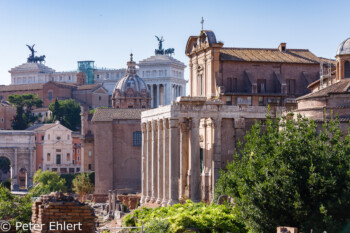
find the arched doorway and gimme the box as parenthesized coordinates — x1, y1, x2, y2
(0, 157, 11, 189)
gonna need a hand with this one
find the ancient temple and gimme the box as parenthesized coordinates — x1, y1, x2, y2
(140, 29, 326, 205)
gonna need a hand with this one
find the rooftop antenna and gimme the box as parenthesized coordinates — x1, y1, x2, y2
(200, 17, 204, 30)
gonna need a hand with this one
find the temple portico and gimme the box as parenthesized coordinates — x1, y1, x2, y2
(140, 96, 285, 205)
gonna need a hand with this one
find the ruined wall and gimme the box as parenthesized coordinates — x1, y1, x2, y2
(31, 192, 96, 233)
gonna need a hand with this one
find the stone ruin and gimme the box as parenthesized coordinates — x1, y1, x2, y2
(31, 192, 96, 233)
(277, 226, 298, 233)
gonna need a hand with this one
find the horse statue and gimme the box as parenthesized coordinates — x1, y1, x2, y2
(165, 48, 175, 56)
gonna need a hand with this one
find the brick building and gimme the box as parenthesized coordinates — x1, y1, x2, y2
(0, 101, 15, 130)
(92, 54, 150, 201)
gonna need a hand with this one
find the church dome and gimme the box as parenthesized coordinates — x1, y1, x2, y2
(112, 54, 151, 109)
(336, 38, 350, 56)
(113, 54, 149, 95)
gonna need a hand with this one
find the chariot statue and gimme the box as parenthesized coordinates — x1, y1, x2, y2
(26, 44, 46, 63)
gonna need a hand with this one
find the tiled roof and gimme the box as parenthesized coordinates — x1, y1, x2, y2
(220, 48, 321, 64)
(297, 79, 350, 100)
(92, 108, 144, 121)
(76, 84, 101, 91)
(0, 83, 44, 92)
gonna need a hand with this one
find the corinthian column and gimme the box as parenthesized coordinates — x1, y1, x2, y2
(140, 123, 147, 204)
(156, 119, 163, 204)
(190, 118, 201, 202)
(179, 118, 189, 200)
(162, 119, 169, 207)
(145, 122, 152, 202)
(211, 117, 222, 202)
(168, 118, 179, 206)
(151, 121, 158, 202)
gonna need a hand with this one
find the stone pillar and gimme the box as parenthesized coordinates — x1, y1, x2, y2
(156, 84, 160, 108)
(212, 118, 222, 201)
(151, 121, 158, 202)
(145, 122, 152, 202)
(140, 123, 147, 204)
(168, 118, 179, 205)
(190, 118, 201, 202)
(164, 84, 167, 105)
(189, 61, 193, 96)
(179, 118, 189, 200)
(156, 120, 163, 204)
(151, 85, 154, 108)
(162, 119, 169, 206)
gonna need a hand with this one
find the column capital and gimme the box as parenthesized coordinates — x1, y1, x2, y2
(163, 118, 169, 129)
(179, 118, 190, 133)
(169, 118, 178, 128)
(147, 121, 152, 132)
(141, 123, 147, 132)
(152, 120, 158, 131)
(212, 117, 222, 128)
(158, 119, 164, 131)
(189, 118, 200, 129)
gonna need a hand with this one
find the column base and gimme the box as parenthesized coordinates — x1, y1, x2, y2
(156, 198, 162, 204)
(150, 197, 156, 203)
(191, 199, 201, 203)
(140, 196, 146, 204)
(145, 196, 151, 202)
(167, 199, 179, 206)
(161, 200, 168, 207)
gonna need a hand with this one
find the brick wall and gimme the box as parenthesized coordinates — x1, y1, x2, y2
(31, 192, 96, 233)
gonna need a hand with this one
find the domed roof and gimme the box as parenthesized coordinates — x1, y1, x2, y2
(114, 54, 149, 94)
(337, 38, 350, 55)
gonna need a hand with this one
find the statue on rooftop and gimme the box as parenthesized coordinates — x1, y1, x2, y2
(26, 44, 46, 64)
(155, 36, 175, 56)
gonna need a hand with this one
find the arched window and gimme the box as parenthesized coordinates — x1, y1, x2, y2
(344, 61, 350, 79)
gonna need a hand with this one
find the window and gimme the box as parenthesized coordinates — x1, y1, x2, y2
(73, 149, 75, 154)
(99, 96, 101, 101)
(69, 168, 75, 173)
(97, 74, 100, 79)
(41, 136, 44, 140)
(38, 164, 41, 169)
(67, 153, 70, 161)
(47, 153, 51, 161)
(133, 131, 142, 146)
(107, 73, 110, 79)
(48, 91, 53, 101)
(247, 96, 252, 106)
(77, 149, 80, 154)
(88, 164, 92, 170)
(345, 61, 350, 78)
(257, 79, 266, 93)
(226, 96, 232, 105)
(78, 156, 80, 161)
(68, 76, 71, 80)
(128, 105, 133, 108)
(56, 136, 61, 140)
(77, 168, 80, 172)
(59, 76, 62, 81)
(72, 159, 75, 165)
(259, 97, 265, 106)
(1, 118, 3, 123)
(56, 154, 61, 164)
(287, 79, 296, 95)
(67, 135, 70, 140)
(48, 134, 50, 140)
(89, 151, 92, 157)
(198, 75, 203, 96)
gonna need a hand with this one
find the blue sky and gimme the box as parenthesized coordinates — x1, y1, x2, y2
(0, 0, 349, 85)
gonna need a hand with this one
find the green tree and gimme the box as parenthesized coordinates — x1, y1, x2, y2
(48, 99, 81, 131)
(215, 114, 350, 233)
(30, 170, 67, 197)
(72, 173, 94, 202)
(7, 94, 43, 129)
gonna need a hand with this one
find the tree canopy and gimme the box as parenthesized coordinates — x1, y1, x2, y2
(48, 99, 81, 131)
(72, 173, 94, 202)
(7, 93, 43, 129)
(30, 169, 67, 197)
(215, 113, 350, 233)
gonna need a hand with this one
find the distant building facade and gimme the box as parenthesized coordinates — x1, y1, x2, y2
(28, 122, 80, 174)
(138, 54, 187, 108)
(0, 101, 15, 130)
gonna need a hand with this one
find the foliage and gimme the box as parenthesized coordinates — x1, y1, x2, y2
(0, 185, 32, 233)
(60, 172, 94, 193)
(30, 169, 66, 197)
(72, 173, 94, 202)
(89, 106, 108, 115)
(122, 200, 246, 233)
(48, 99, 81, 131)
(7, 93, 43, 129)
(215, 113, 350, 233)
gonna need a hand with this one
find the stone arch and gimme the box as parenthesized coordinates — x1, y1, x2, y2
(0, 153, 16, 190)
(18, 168, 28, 189)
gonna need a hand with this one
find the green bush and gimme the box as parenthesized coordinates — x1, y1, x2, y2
(29, 170, 66, 196)
(122, 200, 246, 233)
(215, 113, 350, 233)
